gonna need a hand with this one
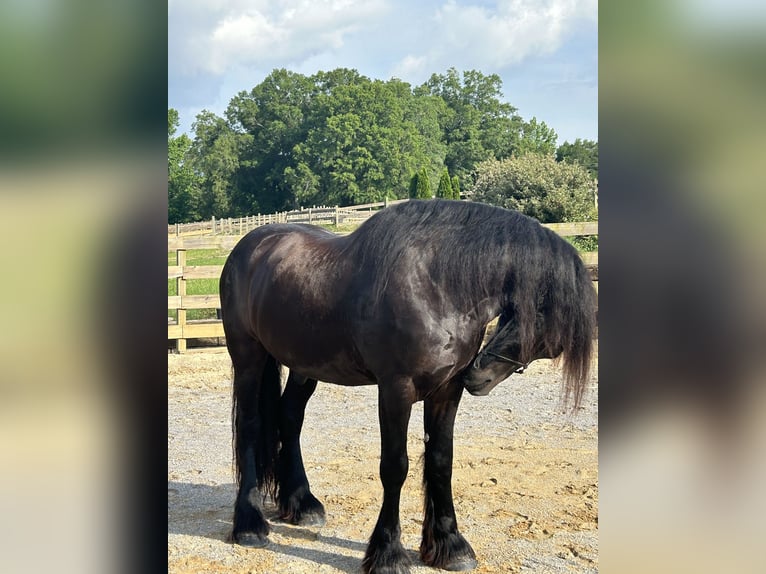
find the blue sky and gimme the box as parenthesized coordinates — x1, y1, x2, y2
(169, 0, 597, 145)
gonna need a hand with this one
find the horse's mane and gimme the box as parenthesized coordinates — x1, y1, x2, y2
(346, 199, 596, 407)
(347, 199, 550, 306)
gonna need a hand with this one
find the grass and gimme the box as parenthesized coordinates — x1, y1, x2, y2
(317, 222, 361, 234)
(168, 248, 229, 321)
(568, 235, 599, 252)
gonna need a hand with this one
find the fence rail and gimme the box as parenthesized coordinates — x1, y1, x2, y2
(168, 199, 409, 237)
(168, 209, 598, 352)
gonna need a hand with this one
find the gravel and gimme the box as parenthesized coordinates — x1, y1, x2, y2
(169, 351, 598, 573)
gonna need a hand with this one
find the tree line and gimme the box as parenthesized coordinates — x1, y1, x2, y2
(169, 68, 597, 225)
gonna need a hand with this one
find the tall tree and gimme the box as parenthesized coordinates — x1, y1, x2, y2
(225, 69, 315, 213)
(168, 109, 201, 223)
(517, 117, 558, 156)
(294, 74, 442, 205)
(405, 91, 450, 187)
(556, 138, 598, 179)
(411, 167, 432, 199)
(436, 168, 454, 199)
(451, 175, 461, 199)
(189, 110, 244, 218)
(417, 68, 523, 179)
(171, 67, 594, 221)
(409, 171, 419, 199)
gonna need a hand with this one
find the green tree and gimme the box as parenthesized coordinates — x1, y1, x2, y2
(294, 74, 442, 205)
(417, 68, 523, 180)
(418, 167, 433, 199)
(517, 117, 558, 156)
(406, 91, 449, 187)
(409, 172, 419, 198)
(174, 67, 591, 220)
(225, 69, 315, 213)
(168, 108, 179, 137)
(451, 175, 461, 199)
(436, 168, 454, 199)
(410, 167, 432, 199)
(168, 109, 201, 223)
(556, 138, 598, 179)
(189, 110, 245, 218)
(470, 153, 597, 224)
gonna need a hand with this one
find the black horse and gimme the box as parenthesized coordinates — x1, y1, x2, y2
(219, 199, 596, 574)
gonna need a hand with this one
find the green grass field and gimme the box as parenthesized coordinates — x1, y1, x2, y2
(168, 248, 229, 321)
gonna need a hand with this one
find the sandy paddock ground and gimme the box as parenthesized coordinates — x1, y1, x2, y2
(168, 350, 598, 574)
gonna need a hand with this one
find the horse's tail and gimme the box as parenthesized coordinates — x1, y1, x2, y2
(222, 252, 282, 502)
(231, 353, 282, 499)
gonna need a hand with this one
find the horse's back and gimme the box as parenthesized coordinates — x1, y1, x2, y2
(220, 223, 373, 383)
(228, 223, 335, 260)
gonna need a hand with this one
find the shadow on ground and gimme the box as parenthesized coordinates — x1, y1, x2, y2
(168, 481, 409, 573)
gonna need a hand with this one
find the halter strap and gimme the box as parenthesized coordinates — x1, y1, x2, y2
(482, 350, 529, 373)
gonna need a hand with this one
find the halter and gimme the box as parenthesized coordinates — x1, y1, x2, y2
(475, 350, 529, 374)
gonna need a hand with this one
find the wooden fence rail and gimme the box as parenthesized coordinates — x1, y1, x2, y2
(168, 215, 598, 353)
(168, 199, 410, 237)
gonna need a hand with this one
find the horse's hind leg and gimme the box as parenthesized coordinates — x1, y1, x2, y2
(276, 372, 326, 526)
(420, 381, 477, 571)
(229, 338, 281, 548)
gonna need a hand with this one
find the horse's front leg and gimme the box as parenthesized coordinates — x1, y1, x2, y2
(362, 381, 414, 574)
(420, 381, 477, 571)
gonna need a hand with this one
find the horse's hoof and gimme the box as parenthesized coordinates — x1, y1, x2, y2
(233, 531, 270, 548)
(295, 511, 326, 527)
(443, 556, 478, 571)
(279, 493, 327, 527)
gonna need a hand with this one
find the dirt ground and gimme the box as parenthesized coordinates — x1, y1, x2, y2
(168, 349, 598, 574)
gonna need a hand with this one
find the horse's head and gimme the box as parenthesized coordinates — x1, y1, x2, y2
(461, 312, 563, 397)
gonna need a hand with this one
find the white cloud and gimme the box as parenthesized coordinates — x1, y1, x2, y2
(207, 11, 287, 74)
(391, 0, 596, 77)
(391, 54, 428, 80)
(171, 0, 388, 76)
(169, 1, 598, 141)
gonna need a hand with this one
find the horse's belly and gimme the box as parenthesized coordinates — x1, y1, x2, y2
(286, 360, 376, 387)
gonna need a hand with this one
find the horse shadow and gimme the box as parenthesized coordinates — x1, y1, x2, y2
(168, 481, 417, 572)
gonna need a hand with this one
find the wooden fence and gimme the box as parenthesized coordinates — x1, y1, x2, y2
(168, 218, 598, 353)
(168, 199, 409, 237)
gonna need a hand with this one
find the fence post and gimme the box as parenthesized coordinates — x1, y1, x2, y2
(211, 216, 216, 235)
(594, 179, 598, 210)
(308, 208, 312, 224)
(239, 217, 243, 235)
(334, 206, 339, 226)
(175, 248, 187, 354)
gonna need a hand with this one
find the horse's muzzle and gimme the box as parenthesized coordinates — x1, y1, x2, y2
(462, 368, 502, 396)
